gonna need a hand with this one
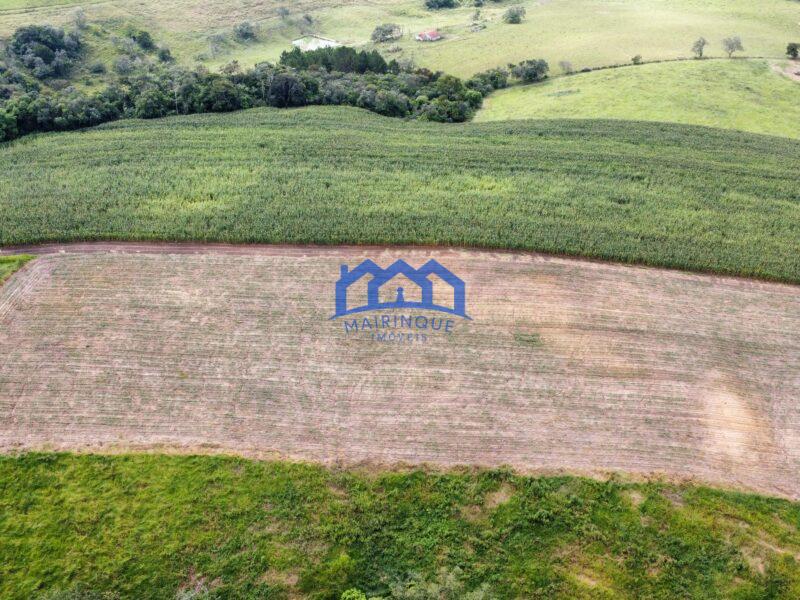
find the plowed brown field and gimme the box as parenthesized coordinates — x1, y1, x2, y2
(1, 245, 798, 498)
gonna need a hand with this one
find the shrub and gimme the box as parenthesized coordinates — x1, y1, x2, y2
(371, 23, 401, 43)
(466, 67, 509, 94)
(89, 62, 106, 74)
(157, 47, 173, 62)
(131, 29, 155, 50)
(511, 58, 549, 82)
(503, 6, 526, 24)
(233, 21, 257, 41)
(788, 43, 799, 59)
(72, 8, 87, 30)
(558, 60, 573, 74)
(632, 54, 643, 65)
(0, 110, 17, 142)
(425, 0, 457, 9)
(112, 56, 133, 75)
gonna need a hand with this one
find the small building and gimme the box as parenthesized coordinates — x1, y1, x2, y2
(291, 35, 341, 52)
(415, 30, 442, 42)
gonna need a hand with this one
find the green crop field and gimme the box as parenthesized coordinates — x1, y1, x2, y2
(0, 0, 798, 76)
(476, 59, 800, 139)
(2, 453, 800, 599)
(0, 254, 32, 283)
(2, 106, 799, 283)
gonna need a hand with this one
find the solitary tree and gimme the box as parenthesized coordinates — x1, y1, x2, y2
(691, 37, 708, 59)
(722, 36, 744, 58)
(788, 43, 799, 59)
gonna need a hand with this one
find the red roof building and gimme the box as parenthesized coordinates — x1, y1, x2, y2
(416, 30, 442, 42)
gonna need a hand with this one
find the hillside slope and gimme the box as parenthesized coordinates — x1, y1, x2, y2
(476, 59, 800, 139)
(1, 0, 798, 76)
(2, 106, 799, 282)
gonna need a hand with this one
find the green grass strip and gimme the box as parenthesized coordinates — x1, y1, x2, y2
(2, 453, 800, 599)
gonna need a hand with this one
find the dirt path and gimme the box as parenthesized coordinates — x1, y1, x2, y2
(1, 246, 799, 499)
(772, 60, 800, 82)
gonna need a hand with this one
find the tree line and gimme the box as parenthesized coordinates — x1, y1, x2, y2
(0, 24, 549, 142)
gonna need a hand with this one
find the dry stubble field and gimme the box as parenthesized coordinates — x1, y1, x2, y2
(1, 245, 799, 499)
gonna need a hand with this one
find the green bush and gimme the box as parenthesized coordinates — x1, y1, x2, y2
(425, 0, 457, 9)
(502, 6, 526, 24)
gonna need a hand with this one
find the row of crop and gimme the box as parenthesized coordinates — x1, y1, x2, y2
(1, 108, 798, 283)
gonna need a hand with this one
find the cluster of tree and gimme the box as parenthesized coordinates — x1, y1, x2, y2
(2, 43, 531, 142)
(279, 46, 395, 74)
(7, 24, 82, 79)
(509, 58, 549, 82)
(691, 36, 745, 59)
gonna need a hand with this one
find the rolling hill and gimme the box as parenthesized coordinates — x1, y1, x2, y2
(1, 106, 799, 283)
(0, 0, 798, 76)
(476, 58, 800, 139)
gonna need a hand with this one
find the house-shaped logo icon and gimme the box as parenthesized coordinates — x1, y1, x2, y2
(332, 259, 469, 319)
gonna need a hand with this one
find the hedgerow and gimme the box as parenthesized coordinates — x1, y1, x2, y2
(0, 23, 523, 142)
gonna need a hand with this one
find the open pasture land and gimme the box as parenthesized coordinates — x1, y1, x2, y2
(1, 0, 799, 76)
(1, 246, 799, 499)
(476, 59, 800, 139)
(2, 107, 800, 283)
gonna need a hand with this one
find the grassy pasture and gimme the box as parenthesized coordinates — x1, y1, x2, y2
(476, 59, 800, 139)
(1, 106, 799, 283)
(2, 453, 800, 599)
(0, 0, 798, 76)
(0, 254, 32, 284)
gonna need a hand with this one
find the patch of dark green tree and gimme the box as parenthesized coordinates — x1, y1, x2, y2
(0, 22, 545, 142)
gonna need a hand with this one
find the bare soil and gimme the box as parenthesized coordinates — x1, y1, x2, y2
(772, 60, 800, 82)
(1, 245, 799, 499)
